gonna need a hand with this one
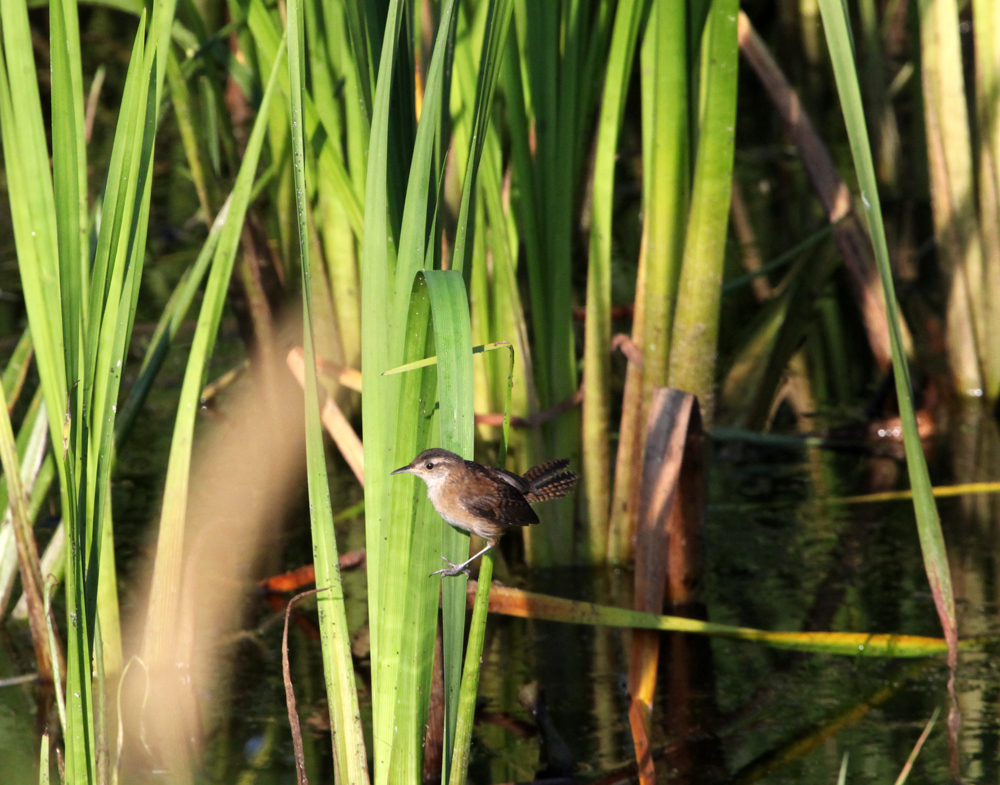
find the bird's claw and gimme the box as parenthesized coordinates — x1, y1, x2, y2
(431, 556, 471, 578)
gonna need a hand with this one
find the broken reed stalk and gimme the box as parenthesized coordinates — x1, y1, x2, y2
(628, 388, 702, 785)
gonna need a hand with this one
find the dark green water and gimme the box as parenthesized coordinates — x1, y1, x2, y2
(2, 407, 1000, 784)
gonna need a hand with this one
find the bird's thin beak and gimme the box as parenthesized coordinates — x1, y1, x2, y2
(390, 464, 413, 475)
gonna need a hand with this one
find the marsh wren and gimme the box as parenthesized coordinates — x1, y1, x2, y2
(391, 448, 578, 576)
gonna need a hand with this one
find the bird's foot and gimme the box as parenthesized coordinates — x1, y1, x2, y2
(431, 556, 472, 578)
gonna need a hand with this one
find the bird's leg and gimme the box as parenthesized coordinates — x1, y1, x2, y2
(431, 543, 495, 577)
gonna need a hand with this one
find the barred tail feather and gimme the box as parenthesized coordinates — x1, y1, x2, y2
(524, 470, 578, 503)
(523, 458, 571, 488)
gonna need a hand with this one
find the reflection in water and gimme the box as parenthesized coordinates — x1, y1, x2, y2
(5, 407, 1000, 783)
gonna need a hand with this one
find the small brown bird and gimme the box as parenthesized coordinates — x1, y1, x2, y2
(391, 448, 578, 576)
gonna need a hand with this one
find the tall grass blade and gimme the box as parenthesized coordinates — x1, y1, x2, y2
(816, 0, 958, 699)
(447, 552, 493, 785)
(448, 346, 513, 785)
(607, 0, 688, 564)
(287, 0, 369, 778)
(50, 0, 89, 383)
(640, 0, 688, 401)
(585, 0, 645, 563)
(360, 0, 405, 708)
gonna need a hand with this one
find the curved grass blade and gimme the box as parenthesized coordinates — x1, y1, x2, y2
(809, 0, 959, 706)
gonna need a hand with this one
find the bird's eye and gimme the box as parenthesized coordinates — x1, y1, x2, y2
(425, 461, 434, 470)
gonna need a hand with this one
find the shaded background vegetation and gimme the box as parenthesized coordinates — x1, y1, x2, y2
(0, 0, 998, 782)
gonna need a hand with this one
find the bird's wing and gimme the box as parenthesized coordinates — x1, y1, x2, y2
(470, 462, 530, 493)
(461, 481, 539, 526)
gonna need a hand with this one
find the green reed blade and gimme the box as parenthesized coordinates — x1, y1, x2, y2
(642, 0, 688, 398)
(0, 0, 68, 440)
(359, 0, 404, 694)
(447, 345, 512, 785)
(452, 0, 514, 275)
(816, 0, 957, 664)
(667, 0, 739, 426)
(385, 277, 441, 785)
(358, 0, 408, 780)
(50, 0, 88, 387)
(585, 0, 645, 563)
(287, 0, 370, 778)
